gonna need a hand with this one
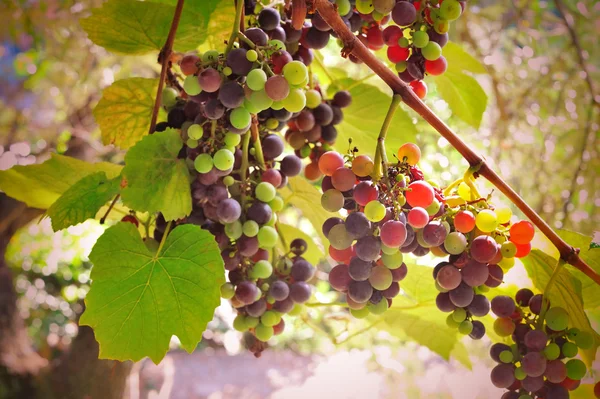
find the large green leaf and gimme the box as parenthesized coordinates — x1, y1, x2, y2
(558, 230, 600, 309)
(0, 154, 122, 209)
(94, 78, 158, 149)
(47, 172, 122, 231)
(80, 0, 213, 54)
(382, 265, 471, 368)
(443, 42, 488, 74)
(280, 177, 330, 246)
(121, 129, 191, 221)
(522, 250, 600, 366)
(433, 71, 488, 129)
(276, 223, 324, 265)
(197, 0, 237, 51)
(80, 223, 224, 363)
(335, 83, 417, 159)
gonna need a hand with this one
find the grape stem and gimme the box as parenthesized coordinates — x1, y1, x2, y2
(225, 0, 245, 55)
(250, 117, 266, 170)
(99, 194, 120, 224)
(537, 259, 566, 330)
(334, 320, 382, 345)
(156, 221, 173, 255)
(309, 0, 600, 286)
(372, 94, 402, 182)
(442, 178, 463, 197)
(148, 0, 185, 135)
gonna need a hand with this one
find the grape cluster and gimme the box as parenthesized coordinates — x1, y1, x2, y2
(489, 291, 593, 399)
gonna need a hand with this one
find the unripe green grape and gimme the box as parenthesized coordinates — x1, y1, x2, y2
(183, 75, 202, 96)
(372, 10, 384, 21)
(336, 0, 352, 16)
(268, 40, 286, 52)
(544, 343, 560, 360)
(187, 124, 203, 140)
(496, 207, 512, 224)
(397, 193, 406, 206)
(565, 359, 586, 380)
(381, 244, 399, 255)
(395, 61, 407, 73)
(475, 209, 498, 233)
(245, 316, 259, 328)
(269, 196, 284, 212)
(224, 132, 241, 147)
(372, 0, 395, 14)
(458, 320, 473, 335)
(355, 0, 374, 15)
(368, 298, 389, 315)
(246, 49, 258, 62)
(223, 176, 235, 187)
(440, 0, 462, 21)
(514, 367, 527, 380)
(457, 182, 471, 200)
(186, 139, 198, 149)
(233, 315, 248, 331)
(254, 323, 274, 341)
(256, 182, 277, 202)
(161, 87, 178, 108)
(276, 258, 292, 276)
(261, 310, 280, 327)
(249, 259, 273, 279)
(300, 145, 311, 158)
(499, 350, 514, 363)
(288, 304, 304, 316)
(369, 266, 393, 290)
(561, 342, 578, 358)
(257, 226, 278, 248)
(425, 199, 441, 216)
(223, 66, 233, 76)
(194, 153, 213, 173)
(265, 118, 278, 130)
(225, 221, 243, 240)
(220, 282, 235, 299)
(545, 307, 569, 331)
(243, 98, 261, 114)
(201, 49, 219, 62)
(422, 42, 443, 61)
(452, 308, 467, 322)
(501, 241, 517, 258)
(283, 61, 308, 86)
(321, 189, 345, 213)
(351, 306, 370, 319)
(398, 37, 409, 48)
(282, 89, 306, 112)
(271, 100, 284, 110)
(499, 256, 515, 270)
(435, 20, 450, 34)
(247, 68, 268, 91)
(364, 200, 386, 222)
(243, 220, 260, 237)
(574, 331, 593, 349)
(213, 149, 235, 171)
(446, 313, 460, 328)
(305, 89, 322, 108)
(381, 251, 403, 269)
(266, 212, 277, 227)
(412, 30, 430, 48)
(230, 107, 251, 129)
(444, 232, 467, 254)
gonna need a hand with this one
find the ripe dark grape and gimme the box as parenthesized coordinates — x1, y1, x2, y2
(291, 258, 315, 281)
(348, 280, 373, 303)
(355, 236, 381, 261)
(329, 264, 352, 291)
(467, 294, 490, 317)
(289, 281, 311, 303)
(262, 134, 285, 160)
(218, 81, 245, 108)
(491, 295, 517, 318)
(469, 320, 486, 340)
(391, 2, 417, 26)
(236, 281, 259, 305)
(490, 364, 516, 388)
(349, 257, 373, 282)
(304, 27, 330, 49)
(449, 282, 474, 307)
(516, 288, 534, 306)
(258, 7, 280, 31)
(345, 212, 371, 239)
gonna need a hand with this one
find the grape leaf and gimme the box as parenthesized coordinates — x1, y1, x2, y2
(557, 230, 600, 309)
(382, 264, 471, 368)
(335, 83, 417, 159)
(280, 177, 330, 246)
(197, 0, 236, 51)
(93, 78, 158, 149)
(521, 250, 600, 366)
(0, 154, 122, 209)
(276, 223, 324, 265)
(433, 71, 488, 129)
(121, 129, 192, 221)
(443, 42, 488, 74)
(80, 0, 211, 54)
(46, 172, 122, 231)
(80, 223, 224, 363)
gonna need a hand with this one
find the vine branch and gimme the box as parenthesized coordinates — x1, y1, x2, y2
(309, 0, 600, 285)
(148, 0, 185, 134)
(373, 94, 402, 181)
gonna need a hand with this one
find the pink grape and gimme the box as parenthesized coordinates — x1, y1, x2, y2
(405, 181, 434, 208)
(380, 221, 407, 248)
(407, 207, 429, 228)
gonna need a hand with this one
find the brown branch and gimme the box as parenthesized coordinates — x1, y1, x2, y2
(148, 0, 185, 134)
(309, 0, 600, 285)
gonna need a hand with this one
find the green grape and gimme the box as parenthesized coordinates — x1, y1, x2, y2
(458, 320, 473, 335)
(186, 139, 198, 149)
(543, 342, 560, 360)
(545, 307, 569, 331)
(249, 259, 273, 279)
(328, 224, 353, 250)
(254, 323, 274, 341)
(422, 42, 443, 61)
(499, 350, 514, 363)
(518, 395, 533, 399)
(514, 367, 527, 380)
(292, 76, 309, 90)
(567, 328, 581, 340)
(247, 68, 267, 91)
(256, 182, 276, 202)
(224, 132, 241, 147)
(283, 61, 308, 86)
(223, 66, 233, 76)
(282, 89, 306, 112)
(369, 266, 392, 290)
(565, 359, 586, 380)
(499, 256, 515, 270)
(398, 37, 409, 48)
(266, 118, 279, 130)
(261, 310, 280, 327)
(446, 313, 460, 328)
(501, 241, 517, 258)
(276, 258, 292, 276)
(161, 87, 178, 108)
(475, 209, 498, 233)
(321, 189, 344, 213)
(188, 124, 203, 140)
(395, 61, 407, 73)
(435, 20, 450, 34)
(381, 244, 399, 255)
(288, 304, 304, 316)
(233, 315, 248, 332)
(425, 199, 441, 216)
(243, 98, 261, 114)
(230, 107, 251, 129)
(444, 232, 467, 254)
(223, 176, 235, 186)
(201, 50, 219, 62)
(183, 75, 202, 96)
(496, 207, 512, 224)
(194, 153, 213, 173)
(269, 196, 284, 212)
(250, 89, 274, 111)
(381, 251, 403, 269)
(412, 30, 429, 48)
(440, 0, 462, 21)
(266, 212, 277, 227)
(336, 0, 352, 15)
(245, 316, 259, 328)
(257, 226, 278, 248)
(355, 0, 374, 15)
(574, 331, 593, 349)
(271, 100, 284, 110)
(213, 149, 235, 171)
(246, 49, 258, 62)
(364, 200, 386, 222)
(561, 342, 578, 358)
(220, 282, 235, 299)
(243, 220, 259, 237)
(351, 306, 370, 319)
(300, 145, 311, 158)
(372, 10, 385, 21)
(268, 40, 286, 52)
(225, 221, 243, 240)
(305, 89, 322, 108)
(452, 308, 467, 322)
(367, 298, 389, 315)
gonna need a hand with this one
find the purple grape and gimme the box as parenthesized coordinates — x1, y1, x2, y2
(469, 320, 485, 340)
(207, 184, 228, 206)
(273, 297, 294, 313)
(349, 257, 372, 282)
(470, 235, 499, 263)
(322, 217, 344, 237)
(246, 298, 267, 317)
(269, 280, 290, 301)
(355, 235, 381, 262)
(491, 295, 516, 318)
(218, 81, 245, 109)
(345, 212, 371, 239)
(320, 124, 337, 143)
(516, 288, 534, 306)
(329, 264, 352, 291)
(427, 29, 449, 47)
(490, 364, 515, 388)
(258, 7, 280, 30)
(262, 134, 285, 160)
(217, 199, 241, 223)
(332, 90, 352, 108)
(436, 292, 456, 312)
(247, 202, 272, 225)
(422, 221, 447, 247)
(382, 282, 400, 298)
(238, 235, 259, 257)
(437, 265, 462, 290)
(235, 281, 259, 305)
(289, 281, 311, 303)
(244, 27, 269, 47)
(521, 376, 544, 392)
(485, 264, 504, 288)
(348, 280, 373, 303)
(391, 2, 417, 26)
(304, 27, 330, 50)
(226, 48, 253, 76)
(269, 26, 286, 42)
(391, 263, 407, 281)
(449, 282, 474, 307)
(198, 68, 222, 92)
(521, 352, 547, 377)
(280, 155, 302, 176)
(290, 238, 308, 255)
(222, 248, 241, 271)
(467, 294, 490, 317)
(313, 103, 334, 125)
(524, 330, 548, 352)
(291, 258, 315, 281)
(461, 260, 490, 287)
(529, 294, 544, 314)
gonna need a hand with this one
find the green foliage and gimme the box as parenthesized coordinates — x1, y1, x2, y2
(521, 250, 600, 366)
(47, 172, 121, 231)
(335, 83, 417, 158)
(276, 223, 324, 265)
(442, 42, 488, 74)
(93, 78, 158, 149)
(80, 222, 224, 363)
(121, 129, 192, 221)
(0, 154, 122, 209)
(79, 0, 217, 54)
(433, 71, 488, 129)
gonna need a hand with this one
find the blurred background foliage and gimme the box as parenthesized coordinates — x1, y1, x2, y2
(0, 0, 598, 397)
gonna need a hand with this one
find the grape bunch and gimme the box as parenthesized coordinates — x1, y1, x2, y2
(489, 291, 593, 399)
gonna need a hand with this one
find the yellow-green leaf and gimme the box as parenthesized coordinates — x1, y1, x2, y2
(433, 71, 488, 129)
(443, 42, 488, 74)
(0, 154, 122, 209)
(93, 78, 158, 149)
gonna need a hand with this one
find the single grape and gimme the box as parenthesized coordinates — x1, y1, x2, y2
(510, 220, 535, 244)
(475, 209, 498, 233)
(391, 1, 417, 26)
(230, 107, 251, 130)
(397, 143, 421, 165)
(494, 317, 516, 337)
(380, 221, 407, 248)
(444, 232, 467, 254)
(421, 42, 442, 61)
(345, 212, 372, 239)
(265, 75, 290, 101)
(437, 265, 461, 290)
(407, 207, 429, 228)
(194, 153, 213, 174)
(318, 151, 345, 176)
(198, 68, 221, 92)
(329, 264, 352, 291)
(213, 149, 235, 171)
(348, 280, 374, 303)
(257, 226, 278, 248)
(545, 360, 567, 384)
(491, 295, 516, 318)
(364, 200, 386, 222)
(328, 223, 353, 250)
(490, 364, 516, 388)
(355, 235, 382, 262)
(369, 265, 392, 290)
(470, 235, 499, 263)
(291, 258, 315, 282)
(467, 294, 490, 317)
(353, 182, 379, 206)
(321, 189, 345, 212)
(449, 282, 474, 307)
(545, 307, 569, 331)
